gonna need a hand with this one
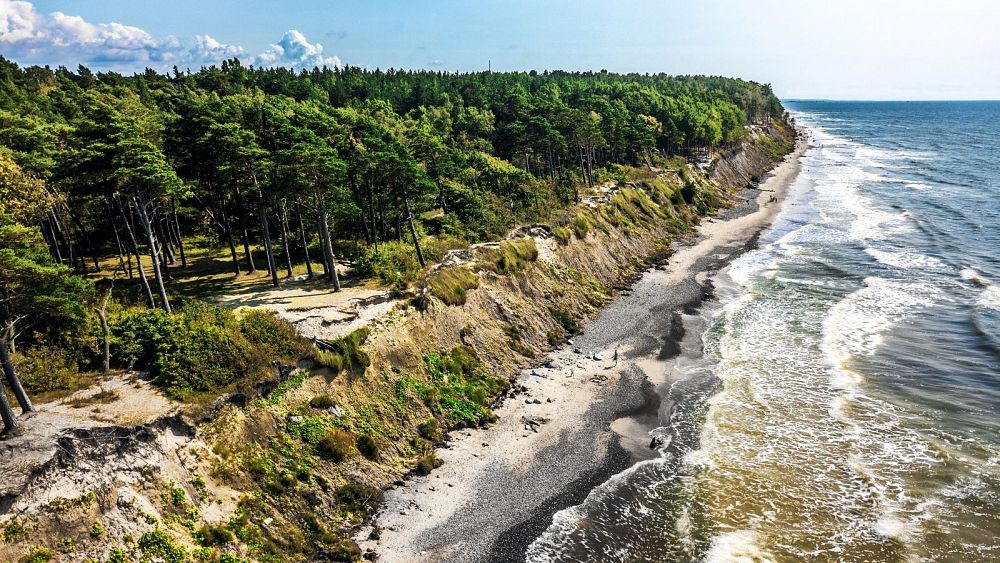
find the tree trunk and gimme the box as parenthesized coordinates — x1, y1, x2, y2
(120, 199, 155, 308)
(172, 198, 187, 267)
(0, 375, 18, 434)
(95, 288, 111, 373)
(258, 199, 279, 287)
(221, 206, 241, 277)
(316, 192, 340, 291)
(403, 193, 425, 267)
(236, 186, 256, 273)
(295, 201, 313, 279)
(134, 197, 172, 313)
(153, 213, 173, 280)
(279, 204, 294, 279)
(0, 338, 33, 414)
(369, 182, 379, 256)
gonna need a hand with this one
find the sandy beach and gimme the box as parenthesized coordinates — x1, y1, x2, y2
(357, 133, 810, 562)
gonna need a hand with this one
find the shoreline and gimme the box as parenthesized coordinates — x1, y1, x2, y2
(357, 132, 810, 562)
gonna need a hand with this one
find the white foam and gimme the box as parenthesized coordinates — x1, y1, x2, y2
(704, 530, 777, 563)
(864, 248, 948, 271)
(822, 277, 940, 361)
(978, 286, 1000, 311)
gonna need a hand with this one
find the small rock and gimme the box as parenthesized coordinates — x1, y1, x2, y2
(574, 347, 584, 354)
(287, 415, 304, 423)
(545, 360, 558, 369)
(547, 397, 556, 403)
(263, 517, 273, 525)
(525, 399, 534, 404)
(591, 352, 604, 361)
(482, 442, 489, 447)
(447, 483, 453, 487)
(649, 436, 665, 449)
(566, 339, 575, 345)
(532, 398, 543, 404)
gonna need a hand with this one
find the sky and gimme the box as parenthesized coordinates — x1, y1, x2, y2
(2, 0, 999, 100)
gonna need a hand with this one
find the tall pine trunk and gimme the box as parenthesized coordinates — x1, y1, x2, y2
(120, 199, 155, 308)
(403, 192, 425, 267)
(259, 199, 279, 288)
(236, 186, 256, 273)
(221, 206, 241, 276)
(0, 338, 33, 414)
(316, 191, 340, 291)
(279, 204, 294, 279)
(172, 198, 187, 267)
(134, 197, 172, 313)
(295, 201, 313, 279)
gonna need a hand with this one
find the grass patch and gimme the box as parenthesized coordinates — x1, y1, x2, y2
(552, 226, 572, 245)
(478, 239, 538, 275)
(397, 346, 509, 427)
(426, 267, 479, 306)
(313, 327, 371, 375)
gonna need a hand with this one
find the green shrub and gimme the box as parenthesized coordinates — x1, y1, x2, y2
(414, 345, 509, 426)
(426, 267, 479, 306)
(353, 241, 422, 288)
(571, 212, 591, 238)
(24, 546, 51, 563)
(479, 239, 538, 275)
(355, 434, 378, 461)
(552, 226, 572, 245)
(309, 394, 336, 409)
(416, 418, 441, 441)
(313, 327, 371, 374)
(238, 309, 311, 359)
(111, 303, 281, 400)
(328, 539, 362, 562)
(317, 429, 355, 462)
(414, 453, 441, 476)
(196, 523, 234, 546)
(12, 345, 80, 394)
(336, 483, 377, 510)
(550, 307, 580, 335)
(138, 529, 186, 563)
(108, 548, 128, 563)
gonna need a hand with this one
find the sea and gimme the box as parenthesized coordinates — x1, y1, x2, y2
(525, 101, 1000, 562)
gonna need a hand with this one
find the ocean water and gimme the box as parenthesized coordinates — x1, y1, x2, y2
(526, 101, 1000, 562)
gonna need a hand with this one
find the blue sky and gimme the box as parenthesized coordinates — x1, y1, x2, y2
(4, 0, 1000, 99)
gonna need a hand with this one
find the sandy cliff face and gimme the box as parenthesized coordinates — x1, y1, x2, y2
(0, 121, 794, 562)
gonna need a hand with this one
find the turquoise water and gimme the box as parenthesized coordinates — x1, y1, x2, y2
(526, 102, 1000, 562)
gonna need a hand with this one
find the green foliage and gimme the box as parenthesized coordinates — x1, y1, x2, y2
(12, 344, 80, 394)
(238, 310, 312, 360)
(4, 519, 25, 543)
(552, 226, 572, 245)
(355, 434, 379, 461)
(266, 369, 308, 405)
(108, 548, 128, 563)
(89, 522, 104, 539)
(426, 267, 479, 306)
(415, 453, 441, 476)
(353, 241, 423, 288)
(412, 345, 509, 426)
(24, 546, 51, 563)
(317, 429, 356, 462)
(550, 307, 580, 335)
(138, 529, 186, 563)
(111, 302, 295, 400)
(196, 523, 234, 547)
(313, 327, 371, 374)
(479, 239, 538, 275)
(417, 418, 441, 441)
(336, 483, 377, 511)
(308, 394, 336, 409)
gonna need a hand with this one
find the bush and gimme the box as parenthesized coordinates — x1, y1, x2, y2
(197, 523, 234, 546)
(328, 539, 362, 562)
(309, 394, 336, 409)
(111, 303, 280, 400)
(479, 239, 538, 275)
(426, 267, 479, 306)
(552, 226, 572, 245)
(355, 434, 378, 461)
(239, 310, 311, 359)
(550, 307, 579, 335)
(24, 547, 52, 563)
(416, 345, 509, 426)
(414, 453, 442, 476)
(313, 327, 371, 374)
(417, 418, 441, 441)
(336, 483, 377, 510)
(12, 345, 79, 393)
(353, 241, 422, 288)
(138, 529, 186, 563)
(317, 429, 355, 462)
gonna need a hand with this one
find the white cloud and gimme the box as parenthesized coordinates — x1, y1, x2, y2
(254, 30, 341, 69)
(0, 1, 342, 72)
(189, 34, 245, 64)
